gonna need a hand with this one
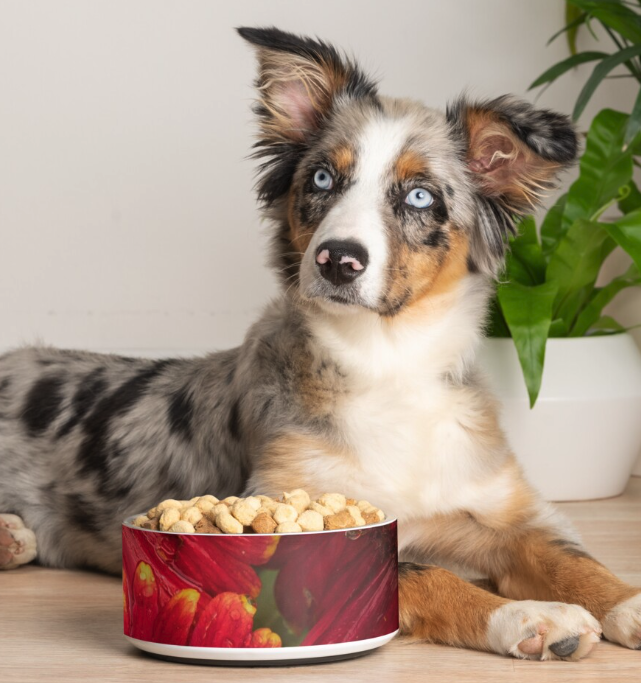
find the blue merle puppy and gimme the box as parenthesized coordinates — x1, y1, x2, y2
(1, 27, 640, 660)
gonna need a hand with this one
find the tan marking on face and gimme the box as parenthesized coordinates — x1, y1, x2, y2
(329, 144, 354, 175)
(383, 230, 471, 318)
(399, 564, 507, 647)
(287, 184, 315, 263)
(394, 149, 427, 181)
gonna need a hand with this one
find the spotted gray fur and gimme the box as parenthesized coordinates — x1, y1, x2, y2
(0, 28, 578, 574)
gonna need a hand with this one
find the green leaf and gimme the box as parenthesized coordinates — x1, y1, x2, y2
(252, 569, 307, 646)
(549, 318, 570, 337)
(497, 281, 558, 408)
(588, 314, 627, 334)
(541, 193, 568, 257)
(506, 217, 547, 285)
(546, 218, 616, 325)
(570, 262, 641, 336)
(528, 51, 609, 90)
(605, 207, 641, 271)
(516, 215, 539, 246)
(561, 110, 633, 235)
(547, 8, 586, 49)
(568, 1, 641, 44)
(573, 45, 641, 121)
(626, 88, 641, 148)
(619, 181, 641, 214)
(565, 3, 585, 55)
(486, 295, 511, 337)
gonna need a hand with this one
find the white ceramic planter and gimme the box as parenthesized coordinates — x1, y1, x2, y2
(479, 334, 641, 502)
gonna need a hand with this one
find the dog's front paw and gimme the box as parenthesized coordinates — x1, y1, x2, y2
(602, 592, 641, 649)
(0, 514, 37, 570)
(487, 600, 601, 661)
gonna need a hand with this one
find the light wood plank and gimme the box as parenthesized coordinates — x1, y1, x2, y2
(1, 478, 640, 682)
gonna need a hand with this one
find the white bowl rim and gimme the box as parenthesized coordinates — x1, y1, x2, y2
(122, 514, 396, 537)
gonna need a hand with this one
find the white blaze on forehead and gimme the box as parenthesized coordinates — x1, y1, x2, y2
(302, 115, 414, 306)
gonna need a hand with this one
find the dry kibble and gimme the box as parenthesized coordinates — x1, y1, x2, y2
(195, 498, 215, 513)
(156, 499, 183, 512)
(170, 520, 196, 533)
(181, 506, 203, 525)
(210, 503, 229, 519)
(275, 521, 302, 533)
(216, 510, 244, 534)
(251, 512, 277, 534)
(159, 507, 181, 531)
(297, 510, 324, 532)
(200, 494, 219, 505)
(362, 510, 378, 525)
(346, 505, 366, 526)
(324, 509, 354, 530)
(318, 493, 347, 513)
(273, 503, 298, 525)
(231, 500, 258, 526)
(256, 496, 278, 513)
(141, 517, 160, 531)
(309, 502, 333, 517)
(283, 489, 311, 514)
(256, 505, 275, 517)
(244, 496, 262, 511)
(194, 517, 221, 534)
(139, 490, 385, 535)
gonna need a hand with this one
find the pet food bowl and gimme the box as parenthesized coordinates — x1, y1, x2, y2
(122, 516, 398, 665)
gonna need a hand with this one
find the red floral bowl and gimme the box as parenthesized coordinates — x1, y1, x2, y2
(122, 516, 398, 665)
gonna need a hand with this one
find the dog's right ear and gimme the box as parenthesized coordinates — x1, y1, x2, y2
(237, 27, 377, 203)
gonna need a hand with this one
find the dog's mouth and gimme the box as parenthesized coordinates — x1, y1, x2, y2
(301, 278, 375, 311)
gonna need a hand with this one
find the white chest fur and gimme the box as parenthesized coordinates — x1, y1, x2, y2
(302, 277, 514, 538)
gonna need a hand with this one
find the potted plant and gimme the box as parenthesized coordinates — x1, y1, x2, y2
(480, 0, 641, 501)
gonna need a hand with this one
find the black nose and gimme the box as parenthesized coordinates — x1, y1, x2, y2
(315, 240, 369, 286)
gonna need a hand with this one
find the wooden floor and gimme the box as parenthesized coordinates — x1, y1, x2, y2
(2, 479, 640, 683)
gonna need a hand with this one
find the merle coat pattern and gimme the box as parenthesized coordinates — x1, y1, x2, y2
(1, 27, 640, 661)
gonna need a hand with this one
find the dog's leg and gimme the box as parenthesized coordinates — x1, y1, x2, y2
(404, 459, 640, 653)
(0, 514, 37, 570)
(488, 527, 641, 651)
(399, 562, 601, 660)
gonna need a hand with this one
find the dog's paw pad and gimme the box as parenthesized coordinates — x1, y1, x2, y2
(548, 635, 581, 657)
(488, 600, 601, 661)
(602, 592, 641, 649)
(0, 513, 25, 530)
(0, 519, 37, 570)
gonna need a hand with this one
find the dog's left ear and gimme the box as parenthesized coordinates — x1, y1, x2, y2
(238, 27, 377, 203)
(447, 95, 578, 274)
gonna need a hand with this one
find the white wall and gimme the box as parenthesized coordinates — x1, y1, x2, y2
(0, 0, 637, 355)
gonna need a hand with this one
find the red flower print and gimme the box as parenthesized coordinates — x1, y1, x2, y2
(271, 524, 398, 645)
(190, 592, 257, 647)
(249, 628, 282, 648)
(130, 561, 159, 641)
(152, 588, 202, 646)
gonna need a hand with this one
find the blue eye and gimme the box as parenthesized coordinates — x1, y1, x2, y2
(405, 188, 433, 208)
(313, 169, 334, 190)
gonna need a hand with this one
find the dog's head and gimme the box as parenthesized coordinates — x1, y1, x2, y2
(239, 27, 577, 316)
